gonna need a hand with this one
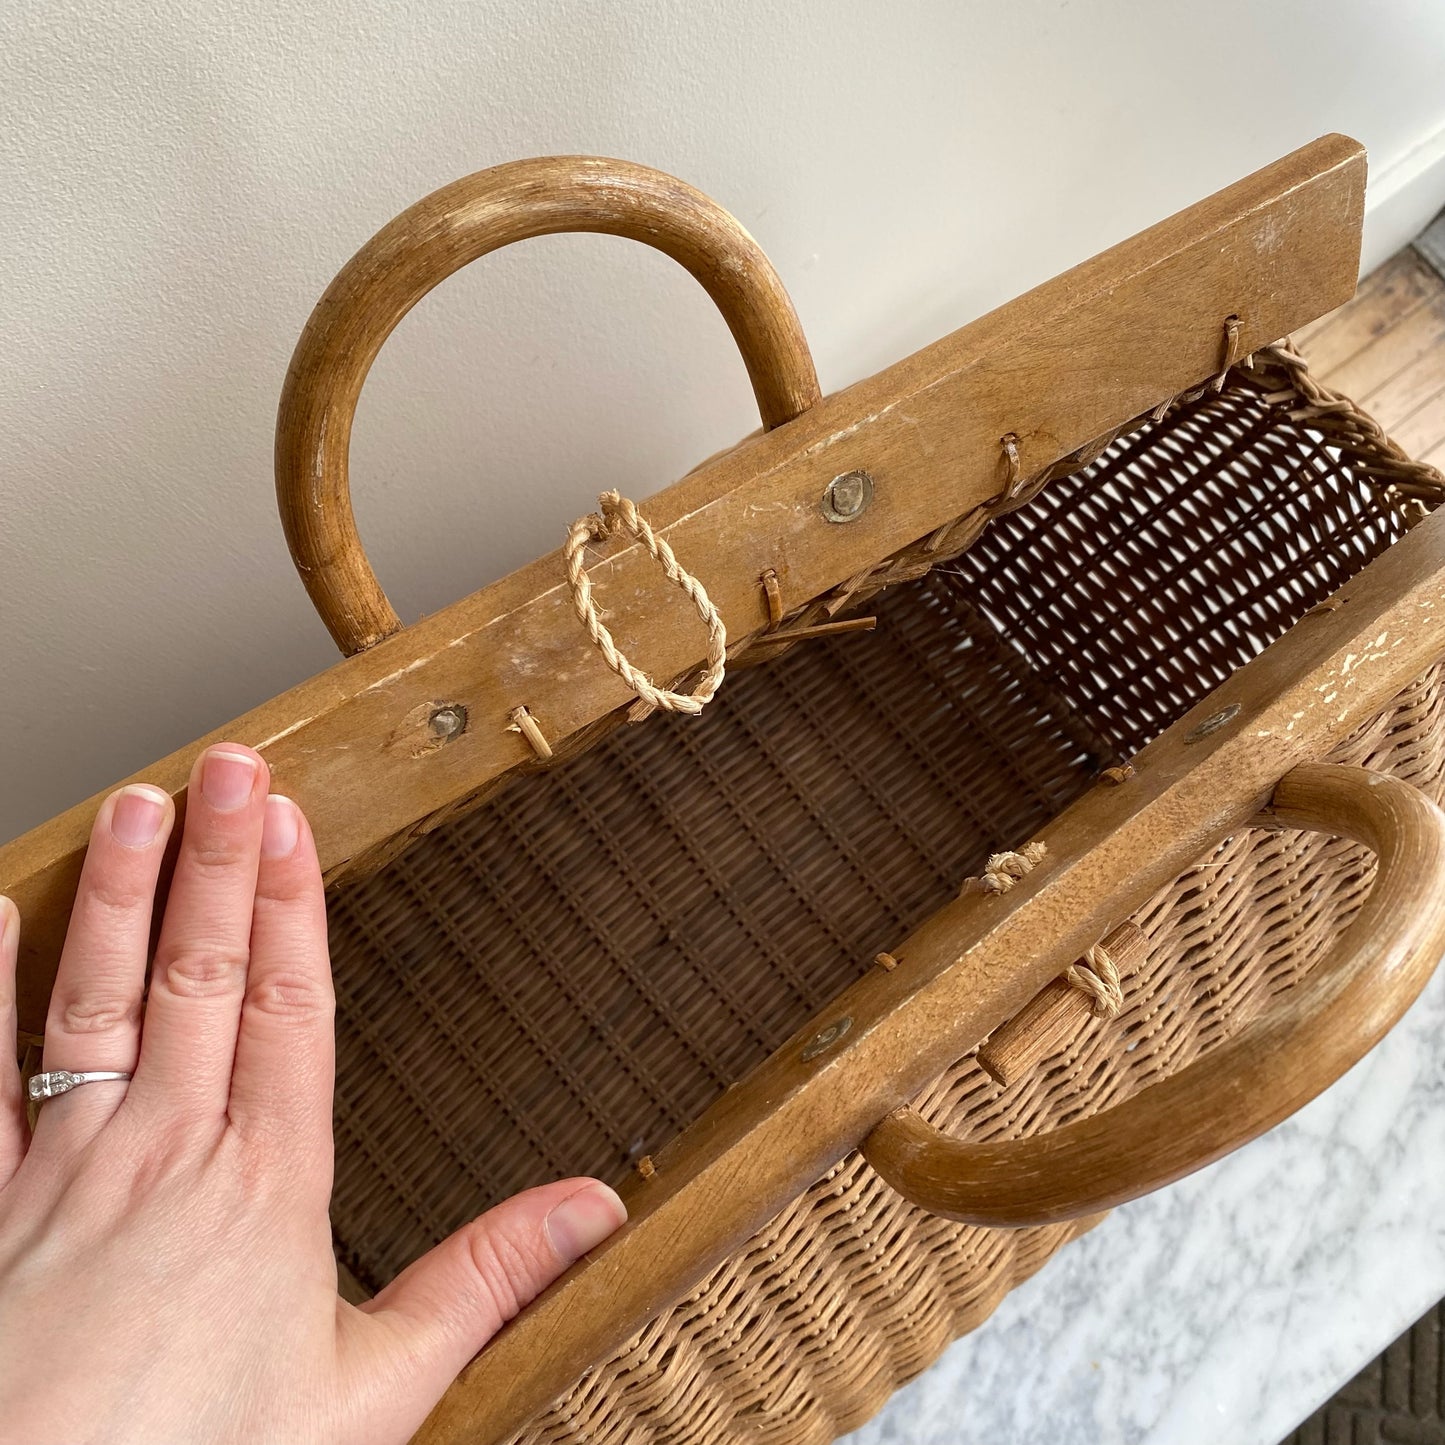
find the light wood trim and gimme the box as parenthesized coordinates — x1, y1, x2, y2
(0, 137, 1367, 1041)
(412, 504, 1445, 1445)
(275, 155, 823, 656)
(860, 764, 1445, 1226)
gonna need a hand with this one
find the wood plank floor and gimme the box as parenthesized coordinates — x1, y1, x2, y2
(1293, 246, 1445, 470)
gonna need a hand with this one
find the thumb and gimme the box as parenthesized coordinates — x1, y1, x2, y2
(350, 1178, 626, 1411)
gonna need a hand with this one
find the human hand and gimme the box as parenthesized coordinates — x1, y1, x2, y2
(0, 743, 626, 1444)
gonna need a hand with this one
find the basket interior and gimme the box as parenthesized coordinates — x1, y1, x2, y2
(326, 375, 1414, 1291)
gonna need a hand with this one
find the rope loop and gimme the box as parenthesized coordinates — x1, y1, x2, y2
(1065, 942, 1125, 1018)
(564, 490, 727, 717)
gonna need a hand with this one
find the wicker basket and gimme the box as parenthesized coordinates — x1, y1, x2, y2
(7, 137, 1445, 1445)
(325, 347, 1445, 1445)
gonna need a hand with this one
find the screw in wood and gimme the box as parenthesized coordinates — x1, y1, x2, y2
(821, 470, 874, 523)
(428, 704, 468, 741)
(801, 1015, 853, 1060)
(1184, 703, 1241, 744)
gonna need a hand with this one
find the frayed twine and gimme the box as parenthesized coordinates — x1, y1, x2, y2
(961, 840, 1047, 896)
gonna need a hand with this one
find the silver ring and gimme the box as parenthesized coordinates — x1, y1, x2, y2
(27, 1070, 132, 1102)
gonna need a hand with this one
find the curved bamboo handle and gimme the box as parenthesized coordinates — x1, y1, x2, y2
(860, 763, 1445, 1227)
(275, 155, 821, 657)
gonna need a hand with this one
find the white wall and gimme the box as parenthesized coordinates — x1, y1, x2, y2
(4, 0, 1445, 843)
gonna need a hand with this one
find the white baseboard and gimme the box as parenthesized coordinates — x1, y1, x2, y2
(1361, 119, 1445, 275)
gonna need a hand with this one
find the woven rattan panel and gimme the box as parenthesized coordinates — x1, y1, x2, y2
(949, 380, 1414, 758)
(328, 577, 1111, 1289)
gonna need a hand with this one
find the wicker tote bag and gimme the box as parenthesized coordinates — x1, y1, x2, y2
(8, 132, 1445, 1445)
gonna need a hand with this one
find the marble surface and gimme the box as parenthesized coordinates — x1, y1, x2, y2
(844, 959, 1445, 1445)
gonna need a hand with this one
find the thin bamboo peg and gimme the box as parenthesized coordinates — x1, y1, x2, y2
(507, 705, 553, 761)
(760, 568, 784, 625)
(977, 922, 1146, 1087)
(1211, 313, 1245, 392)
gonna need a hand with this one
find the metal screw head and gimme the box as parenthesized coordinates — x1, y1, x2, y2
(428, 704, 468, 741)
(801, 1016, 853, 1061)
(1184, 703, 1240, 744)
(821, 470, 874, 523)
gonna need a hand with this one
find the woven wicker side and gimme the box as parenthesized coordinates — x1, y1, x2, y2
(509, 662, 1445, 1445)
(944, 371, 1421, 759)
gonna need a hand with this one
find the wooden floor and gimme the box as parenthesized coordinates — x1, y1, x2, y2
(1293, 245, 1445, 468)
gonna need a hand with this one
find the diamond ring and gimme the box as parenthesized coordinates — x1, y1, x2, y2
(27, 1070, 132, 1102)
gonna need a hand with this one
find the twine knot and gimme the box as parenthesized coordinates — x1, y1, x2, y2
(962, 840, 1047, 896)
(1065, 942, 1124, 1018)
(960, 841, 1124, 1016)
(564, 490, 727, 717)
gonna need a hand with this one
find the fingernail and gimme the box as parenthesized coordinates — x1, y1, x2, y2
(0, 897, 16, 952)
(260, 795, 300, 859)
(110, 784, 169, 848)
(201, 749, 259, 812)
(545, 1183, 628, 1263)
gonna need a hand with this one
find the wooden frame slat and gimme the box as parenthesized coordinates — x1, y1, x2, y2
(0, 135, 1366, 1037)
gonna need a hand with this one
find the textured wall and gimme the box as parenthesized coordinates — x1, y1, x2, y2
(4, 0, 1445, 841)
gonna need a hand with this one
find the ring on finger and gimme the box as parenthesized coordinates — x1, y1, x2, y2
(28, 1070, 133, 1103)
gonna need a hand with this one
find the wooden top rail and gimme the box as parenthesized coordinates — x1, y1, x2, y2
(1, 137, 1366, 1040)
